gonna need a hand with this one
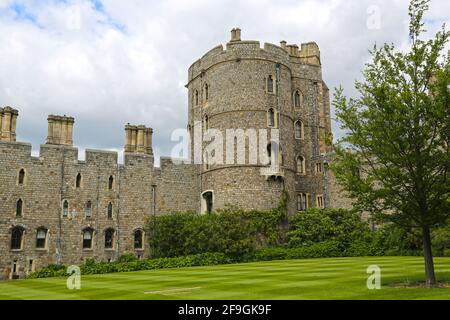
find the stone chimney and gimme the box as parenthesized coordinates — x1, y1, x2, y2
(280, 41, 287, 50)
(230, 28, 241, 42)
(286, 44, 299, 57)
(124, 124, 153, 155)
(0, 106, 19, 142)
(46, 115, 75, 146)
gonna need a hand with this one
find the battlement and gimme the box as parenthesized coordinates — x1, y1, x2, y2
(188, 28, 322, 82)
(0, 107, 154, 167)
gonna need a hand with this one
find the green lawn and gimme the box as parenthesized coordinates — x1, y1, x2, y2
(1, 257, 450, 300)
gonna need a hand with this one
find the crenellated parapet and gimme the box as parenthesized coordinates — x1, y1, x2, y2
(0, 106, 19, 142)
(188, 28, 322, 84)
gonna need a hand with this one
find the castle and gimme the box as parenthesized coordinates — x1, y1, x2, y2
(0, 28, 350, 279)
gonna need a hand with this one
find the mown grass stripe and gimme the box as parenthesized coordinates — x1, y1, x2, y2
(1, 257, 450, 300)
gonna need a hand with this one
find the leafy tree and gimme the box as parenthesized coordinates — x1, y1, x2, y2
(331, 0, 450, 286)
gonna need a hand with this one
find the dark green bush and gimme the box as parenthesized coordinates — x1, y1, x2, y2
(287, 208, 371, 249)
(147, 208, 286, 259)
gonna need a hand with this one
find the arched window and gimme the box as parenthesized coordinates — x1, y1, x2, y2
(16, 199, 23, 217)
(294, 91, 301, 108)
(267, 109, 275, 127)
(267, 75, 274, 93)
(134, 230, 144, 249)
(204, 83, 209, 102)
(107, 202, 113, 219)
(203, 115, 209, 131)
(85, 201, 92, 218)
(11, 226, 24, 250)
(195, 90, 199, 106)
(62, 200, 69, 217)
(297, 156, 305, 174)
(295, 121, 304, 139)
(105, 228, 115, 249)
(36, 228, 47, 249)
(108, 176, 114, 190)
(76, 173, 82, 188)
(82, 228, 94, 249)
(18, 169, 25, 185)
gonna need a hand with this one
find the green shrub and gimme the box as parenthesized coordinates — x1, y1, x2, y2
(27, 253, 233, 279)
(117, 252, 138, 263)
(287, 208, 372, 249)
(147, 208, 286, 259)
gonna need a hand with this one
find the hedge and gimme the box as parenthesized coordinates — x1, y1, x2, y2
(27, 252, 233, 279)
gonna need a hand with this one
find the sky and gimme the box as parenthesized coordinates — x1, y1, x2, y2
(0, 0, 449, 165)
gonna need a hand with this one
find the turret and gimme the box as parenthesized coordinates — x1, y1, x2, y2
(299, 42, 321, 66)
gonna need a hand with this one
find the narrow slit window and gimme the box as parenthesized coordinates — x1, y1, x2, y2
(267, 75, 274, 93)
(18, 169, 25, 185)
(62, 200, 69, 217)
(108, 176, 114, 190)
(76, 173, 82, 188)
(107, 202, 113, 219)
(16, 199, 23, 217)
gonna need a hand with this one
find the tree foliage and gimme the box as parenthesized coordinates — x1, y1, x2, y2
(331, 0, 450, 285)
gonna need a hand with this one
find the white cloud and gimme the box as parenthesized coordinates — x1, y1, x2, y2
(0, 0, 448, 165)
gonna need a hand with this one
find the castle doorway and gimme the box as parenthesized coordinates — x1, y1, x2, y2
(201, 191, 214, 215)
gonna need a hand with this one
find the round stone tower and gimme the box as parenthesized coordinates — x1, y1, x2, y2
(187, 28, 333, 215)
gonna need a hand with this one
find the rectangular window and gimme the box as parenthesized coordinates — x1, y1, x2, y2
(36, 229, 47, 249)
(85, 202, 92, 218)
(297, 193, 308, 211)
(316, 195, 325, 209)
(83, 231, 93, 249)
(315, 163, 323, 174)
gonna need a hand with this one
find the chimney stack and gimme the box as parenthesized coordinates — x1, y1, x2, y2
(0, 106, 19, 142)
(46, 115, 75, 146)
(230, 27, 241, 42)
(124, 124, 153, 155)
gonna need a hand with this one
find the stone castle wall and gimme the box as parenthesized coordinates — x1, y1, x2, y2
(0, 28, 353, 279)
